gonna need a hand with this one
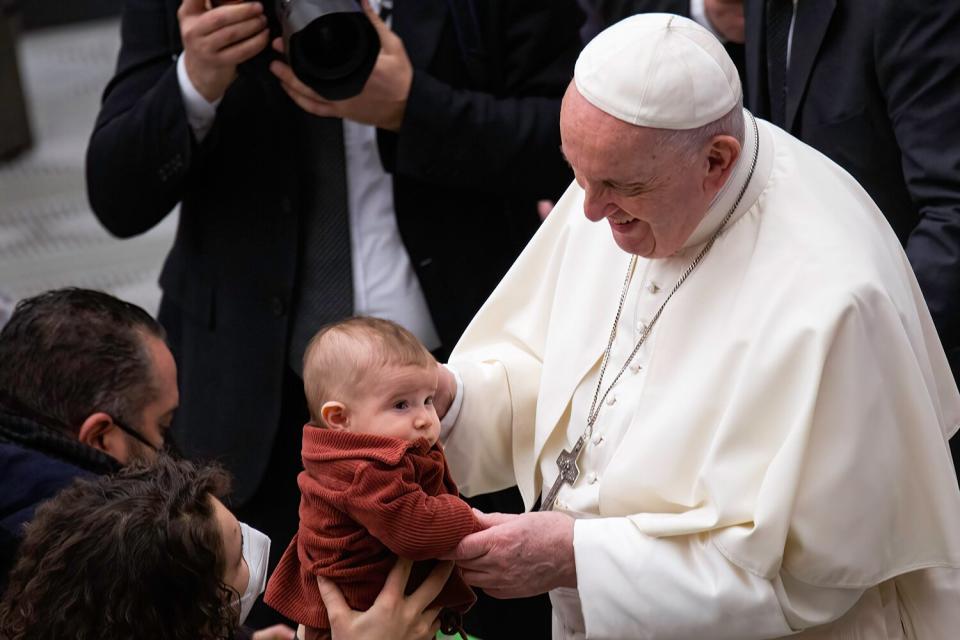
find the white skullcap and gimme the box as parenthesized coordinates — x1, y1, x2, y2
(574, 13, 741, 129)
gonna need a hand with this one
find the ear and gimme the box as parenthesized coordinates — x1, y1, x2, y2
(703, 135, 741, 192)
(320, 402, 349, 430)
(77, 412, 122, 457)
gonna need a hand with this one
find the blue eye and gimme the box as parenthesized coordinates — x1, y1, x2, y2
(394, 401, 409, 410)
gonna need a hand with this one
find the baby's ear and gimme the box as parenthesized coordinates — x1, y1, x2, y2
(320, 401, 349, 430)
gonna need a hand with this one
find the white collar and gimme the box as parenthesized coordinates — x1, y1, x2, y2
(682, 110, 771, 249)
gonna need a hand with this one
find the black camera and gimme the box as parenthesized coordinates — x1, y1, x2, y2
(211, 0, 381, 100)
(275, 0, 380, 99)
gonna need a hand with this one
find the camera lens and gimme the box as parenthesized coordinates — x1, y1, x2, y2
(280, 0, 380, 100)
(290, 13, 368, 81)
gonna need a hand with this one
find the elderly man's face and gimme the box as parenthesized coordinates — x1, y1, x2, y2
(560, 85, 715, 258)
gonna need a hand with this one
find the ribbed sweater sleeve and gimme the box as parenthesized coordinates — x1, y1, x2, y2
(344, 459, 480, 560)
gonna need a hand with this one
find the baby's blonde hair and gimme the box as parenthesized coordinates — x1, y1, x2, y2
(302, 317, 436, 424)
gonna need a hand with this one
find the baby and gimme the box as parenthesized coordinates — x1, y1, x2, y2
(264, 317, 480, 639)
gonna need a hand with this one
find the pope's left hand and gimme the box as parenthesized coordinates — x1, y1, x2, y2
(443, 510, 577, 599)
(268, 0, 412, 131)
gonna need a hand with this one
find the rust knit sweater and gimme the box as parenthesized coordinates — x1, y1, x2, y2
(263, 426, 481, 629)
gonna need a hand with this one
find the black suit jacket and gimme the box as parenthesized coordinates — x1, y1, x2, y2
(744, 0, 960, 381)
(86, 0, 583, 502)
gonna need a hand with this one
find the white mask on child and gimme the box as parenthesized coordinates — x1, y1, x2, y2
(238, 521, 271, 625)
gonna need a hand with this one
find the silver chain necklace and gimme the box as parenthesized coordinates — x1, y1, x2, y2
(539, 113, 760, 512)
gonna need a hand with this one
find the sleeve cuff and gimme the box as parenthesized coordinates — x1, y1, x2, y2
(177, 53, 221, 142)
(439, 363, 464, 438)
(573, 518, 793, 639)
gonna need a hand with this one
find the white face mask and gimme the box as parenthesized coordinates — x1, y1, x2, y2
(238, 521, 271, 625)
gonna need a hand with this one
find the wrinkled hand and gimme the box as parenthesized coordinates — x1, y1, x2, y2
(178, 0, 269, 102)
(434, 364, 457, 422)
(443, 510, 576, 599)
(268, 0, 413, 130)
(315, 557, 451, 640)
(705, 0, 745, 43)
(252, 624, 296, 640)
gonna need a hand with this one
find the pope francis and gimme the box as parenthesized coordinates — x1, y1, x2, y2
(433, 13, 960, 640)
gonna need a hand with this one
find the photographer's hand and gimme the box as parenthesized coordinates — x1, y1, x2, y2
(178, 0, 270, 102)
(268, 0, 413, 131)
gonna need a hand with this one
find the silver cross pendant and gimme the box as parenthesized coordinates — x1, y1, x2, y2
(538, 435, 586, 511)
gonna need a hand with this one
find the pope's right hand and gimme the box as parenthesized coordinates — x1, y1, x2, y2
(178, 0, 270, 102)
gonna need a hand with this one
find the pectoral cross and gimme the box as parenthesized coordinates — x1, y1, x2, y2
(539, 435, 586, 511)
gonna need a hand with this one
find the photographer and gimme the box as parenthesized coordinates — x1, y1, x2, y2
(86, 0, 583, 632)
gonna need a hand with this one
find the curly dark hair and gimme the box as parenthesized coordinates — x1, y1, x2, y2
(0, 287, 165, 432)
(0, 457, 239, 640)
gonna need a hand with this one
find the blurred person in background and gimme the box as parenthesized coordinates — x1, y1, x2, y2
(86, 0, 583, 632)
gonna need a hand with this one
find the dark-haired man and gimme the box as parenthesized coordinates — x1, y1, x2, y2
(0, 287, 179, 590)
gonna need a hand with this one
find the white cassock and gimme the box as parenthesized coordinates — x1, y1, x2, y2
(442, 113, 960, 639)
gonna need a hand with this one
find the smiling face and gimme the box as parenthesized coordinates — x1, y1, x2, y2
(560, 84, 717, 258)
(339, 364, 442, 446)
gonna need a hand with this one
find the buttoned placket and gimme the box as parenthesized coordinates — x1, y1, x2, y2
(549, 255, 683, 515)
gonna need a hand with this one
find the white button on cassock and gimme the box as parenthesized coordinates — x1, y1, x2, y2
(587, 471, 598, 484)
(647, 282, 660, 294)
(629, 362, 642, 374)
(592, 432, 604, 446)
(606, 395, 617, 406)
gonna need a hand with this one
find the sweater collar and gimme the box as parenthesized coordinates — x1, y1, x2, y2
(302, 424, 437, 465)
(682, 109, 771, 249)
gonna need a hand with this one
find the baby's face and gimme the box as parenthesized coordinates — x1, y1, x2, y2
(347, 364, 441, 446)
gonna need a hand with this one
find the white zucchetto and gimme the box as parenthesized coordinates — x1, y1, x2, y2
(575, 13, 742, 129)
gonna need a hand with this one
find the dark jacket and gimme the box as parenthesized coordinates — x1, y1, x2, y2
(85, 0, 584, 504)
(0, 408, 119, 592)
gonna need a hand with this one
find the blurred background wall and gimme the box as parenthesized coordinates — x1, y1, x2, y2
(0, 1, 176, 325)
